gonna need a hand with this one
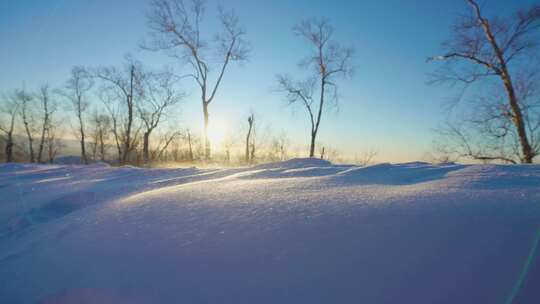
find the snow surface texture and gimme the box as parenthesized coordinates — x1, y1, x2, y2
(0, 159, 539, 303)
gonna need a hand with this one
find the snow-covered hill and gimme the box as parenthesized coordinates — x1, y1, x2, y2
(0, 159, 539, 303)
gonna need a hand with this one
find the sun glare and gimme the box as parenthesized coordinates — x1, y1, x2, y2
(207, 120, 228, 149)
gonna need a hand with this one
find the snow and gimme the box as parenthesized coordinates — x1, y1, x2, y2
(0, 159, 539, 303)
(52, 155, 88, 165)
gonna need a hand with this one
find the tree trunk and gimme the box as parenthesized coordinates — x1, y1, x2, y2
(245, 116, 253, 163)
(111, 120, 122, 163)
(37, 127, 46, 163)
(5, 133, 14, 163)
(143, 131, 151, 164)
(123, 103, 133, 163)
(80, 135, 87, 164)
(472, 1, 536, 163)
(245, 133, 251, 163)
(46, 129, 54, 163)
(99, 129, 105, 161)
(500, 72, 535, 163)
(23, 122, 35, 163)
(203, 102, 210, 160)
(309, 131, 316, 158)
(92, 140, 97, 161)
(37, 99, 49, 163)
(308, 76, 326, 158)
(122, 66, 135, 164)
(187, 131, 194, 162)
(79, 115, 88, 165)
(310, 77, 325, 158)
(250, 143, 255, 163)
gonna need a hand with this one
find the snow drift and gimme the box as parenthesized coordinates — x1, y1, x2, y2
(0, 159, 539, 303)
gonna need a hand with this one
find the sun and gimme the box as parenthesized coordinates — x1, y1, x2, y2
(207, 119, 228, 149)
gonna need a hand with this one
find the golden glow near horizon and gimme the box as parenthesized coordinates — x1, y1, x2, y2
(207, 119, 228, 150)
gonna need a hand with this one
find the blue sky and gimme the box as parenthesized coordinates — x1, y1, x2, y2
(0, 0, 537, 162)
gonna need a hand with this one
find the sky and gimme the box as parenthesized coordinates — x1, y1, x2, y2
(0, 0, 537, 162)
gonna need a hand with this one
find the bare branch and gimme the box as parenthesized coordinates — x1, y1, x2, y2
(145, 0, 250, 159)
(276, 18, 354, 157)
(429, 0, 540, 163)
(276, 74, 316, 130)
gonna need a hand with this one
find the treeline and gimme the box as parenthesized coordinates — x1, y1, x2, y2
(0, 72, 343, 166)
(0, 0, 356, 166)
(0, 77, 326, 166)
(1, 0, 540, 165)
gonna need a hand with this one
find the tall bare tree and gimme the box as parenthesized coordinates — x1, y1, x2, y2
(100, 92, 123, 163)
(0, 96, 19, 162)
(429, 1, 540, 163)
(138, 70, 184, 163)
(145, 0, 250, 159)
(277, 19, 354, 157)
(59, 67, 94, 164)
(36, 85, 56, 163)
(16, 88, 37, 163)
(96, 58, 143, 164)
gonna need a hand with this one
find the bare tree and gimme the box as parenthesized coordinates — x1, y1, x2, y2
(277, 19, 354, 157)
(89, 111, 99, 160)
(145, 0, 250, 159)
(245, 113, 254, 163)
(249, 130, 256, 163)
(16, 88, 37, 163)
(58, 67, 94, 164)
(185, 128, 194, 162)
(268, 131, 289, 162)
(89, 110, 111, 161)
(138, 70, 184, 163)
(316, 143, 340, 162)
(167, 128, 197, 162)
(100, 92, 123, 163)
(354, 149, 378, 166)
(221, 132, 235, 164)
(0, 96, 19, 162)
(45, 120, 63, 163)
(36, 85, 56, 163)
(429, 1, 540, 163)
(153, 130, 183, 161)
(96, 58, 144, 164)
(434, 122, 520, 164)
